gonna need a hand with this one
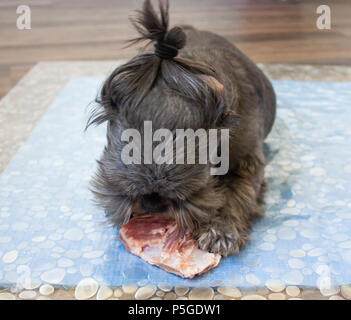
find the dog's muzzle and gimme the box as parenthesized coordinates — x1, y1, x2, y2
(141, 193, 168, 213)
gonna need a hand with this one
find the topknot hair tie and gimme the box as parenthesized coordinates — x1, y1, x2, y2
(154, 41, 178, 60)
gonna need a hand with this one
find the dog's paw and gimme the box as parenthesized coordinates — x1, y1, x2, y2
(197, 224, 240, 257)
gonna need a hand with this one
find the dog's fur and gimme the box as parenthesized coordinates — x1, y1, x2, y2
(87, 0, 276, 256)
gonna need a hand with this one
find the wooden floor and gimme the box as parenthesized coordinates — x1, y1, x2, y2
(0, 0, 350, 99)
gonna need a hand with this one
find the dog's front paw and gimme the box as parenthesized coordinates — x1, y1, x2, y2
(197, 224, 241, 257)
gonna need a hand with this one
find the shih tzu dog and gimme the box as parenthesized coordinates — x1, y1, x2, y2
(87, 0, 276, 256)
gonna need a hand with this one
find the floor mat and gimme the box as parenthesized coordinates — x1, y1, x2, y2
(0, 78, 350, 289)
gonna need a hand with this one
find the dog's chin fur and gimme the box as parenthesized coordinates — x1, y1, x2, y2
(91, 150, 222, 232)
(87, 0, 276, 257)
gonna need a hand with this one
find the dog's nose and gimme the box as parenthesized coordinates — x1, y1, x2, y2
(141, 193, 168, 213)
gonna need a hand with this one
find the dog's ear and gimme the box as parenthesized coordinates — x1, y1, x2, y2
(200, 75, 240, 129)
(201, 76, 242, 130)
(201, 75, 224, 97)
(85, 69, 122, 130)
(219, 110, 242, 129)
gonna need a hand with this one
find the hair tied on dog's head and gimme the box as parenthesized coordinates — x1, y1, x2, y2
(154, 26, 186, 59)
(86, 0, 228, 130)
(129, 0, 186, 60)
(154, 41, 178, 59)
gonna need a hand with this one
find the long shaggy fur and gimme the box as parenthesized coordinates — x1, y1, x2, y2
(87, 0, 276, 256)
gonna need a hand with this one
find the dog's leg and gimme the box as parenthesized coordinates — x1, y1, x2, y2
(197, 148, 266, 256)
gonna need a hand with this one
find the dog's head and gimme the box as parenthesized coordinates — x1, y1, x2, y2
(86, 0, 240, 233)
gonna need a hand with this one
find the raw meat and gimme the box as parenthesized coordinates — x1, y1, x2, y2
(119, 213, 221, 278)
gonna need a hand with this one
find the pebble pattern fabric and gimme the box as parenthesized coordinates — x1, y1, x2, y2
(0, 78, 351, 289)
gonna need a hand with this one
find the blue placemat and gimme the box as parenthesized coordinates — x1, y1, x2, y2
(0, 78, 351, 289)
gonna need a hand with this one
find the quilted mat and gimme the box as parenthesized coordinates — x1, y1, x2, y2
(0, 78, 350, 289)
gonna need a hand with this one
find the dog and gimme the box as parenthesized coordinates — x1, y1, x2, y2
(86, 0, 276, 257)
